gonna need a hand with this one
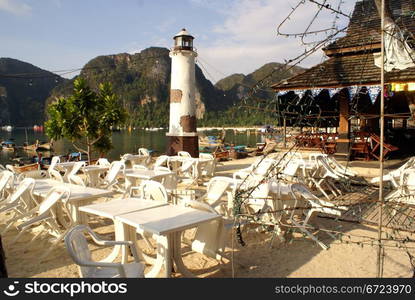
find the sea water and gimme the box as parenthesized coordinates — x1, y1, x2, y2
(0, 128, 264, 165)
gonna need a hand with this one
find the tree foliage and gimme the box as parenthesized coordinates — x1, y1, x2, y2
(45, 77, 127, 162)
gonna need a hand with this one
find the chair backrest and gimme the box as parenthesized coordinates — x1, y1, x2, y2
(139, 180, 168, 203)
(199, 153, 214, 160)
(316, 156, 339, 179)
(64, 225, 94, 277)
(253, 158, 275, 176)
(5, 165, 15, 173)
(49, 169, 64, 182)
(105, 161, 125, 183)
(69, 174, 86, 187)
(326, 156, 356, 177)
(204, 176, 233, 207)
(138, 148, 150, 156)
(178, 151, 191, 158)
(179, 159, 196, 173)
(95, 158, 111, 167)
(0, 170, 14, 192)
(154, 155, 169, 169)
(236, 177, 270, 199)
(309, 153, 327, 163)
(17, 170, 49, 182)
(282, 160, 301, 177)
(39, 186, 71, 215)
(401, 168, 415, 193)
(153, 167, 178, 191)
(68, 161, 86, 177)
(6, 178, 36, 208)
(48, 156, 61, 171)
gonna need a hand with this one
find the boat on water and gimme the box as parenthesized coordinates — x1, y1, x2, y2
(1, 140, 16, 151)
(199, 135, 223, 147)
(1, 125, 12, 132)
(23, 140, 53, 152)
(199, 130, 226, 147)
(7, 162, 40, 173)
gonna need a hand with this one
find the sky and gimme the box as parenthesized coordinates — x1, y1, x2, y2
(0, 0, 357, 83)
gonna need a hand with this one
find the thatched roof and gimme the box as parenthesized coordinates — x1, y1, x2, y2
(271, 0, 415, 91)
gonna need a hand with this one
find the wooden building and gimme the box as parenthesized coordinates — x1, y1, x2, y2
(271, 0, 415, 159)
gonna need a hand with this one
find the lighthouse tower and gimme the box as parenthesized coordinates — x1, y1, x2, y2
(166, 28, 199, 157)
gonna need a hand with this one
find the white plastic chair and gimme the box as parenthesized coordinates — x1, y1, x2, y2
(121, 153, 148, 169)
(177, 158, 198, 186)
(65, 225, 145, 278)
(153, 155, 170, 170)
(0, 178, 36, 223)
(278, 159, 307, 183)
(49, 169, 64, 182)
(68, 174, 87, 187)
(0, 170, 15, 200)
(138, 180, 169, 203)
(198, 153, 216, 178)
(326, 156, 356, 177)
(310, 156, 343, 200)
(130, 181, 169, 249)
(17, 170, 49, 183)
(10, 186, 71, 258)
(153, 166, 178, 197)
(67, 161, 86, 178)
(178, 151, 192, 158)
(233, 157, 276, 181)
(48, 156, 61, 172)
(371, 157, 415, 188)
(182, 199, 232, 262)
(95, 158, 111, 167)
(101, 161, 125, 192)
(385, 168, 415, 205)
(138, 148, 151, 167)
(290, 183, 345, 250)
(197, 176, 234, 216)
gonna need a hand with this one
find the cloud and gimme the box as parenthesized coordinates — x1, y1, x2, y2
(197, 0, 356, 83)
(0, 0, 31, 15)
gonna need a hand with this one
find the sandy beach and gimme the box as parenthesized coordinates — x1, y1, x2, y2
(1, 155, 414, 278)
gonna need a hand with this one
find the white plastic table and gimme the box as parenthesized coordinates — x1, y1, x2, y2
(124, 169, 175, 192)
(79, 198, 168, 262)
(115, 204, 220, 278)
(33, 179, 114, 224)
(55, 162, 77, 181)
(82, 165, 109, 187)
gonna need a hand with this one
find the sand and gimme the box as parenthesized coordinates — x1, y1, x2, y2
(1, 155, 414, 278)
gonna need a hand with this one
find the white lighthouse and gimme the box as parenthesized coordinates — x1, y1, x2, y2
(166, 28, 199, 157)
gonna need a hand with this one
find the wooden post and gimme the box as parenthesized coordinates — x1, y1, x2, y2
(283, 117, 287, 149)
(377, 0, 385, 278)
(336, 90, 350, 155)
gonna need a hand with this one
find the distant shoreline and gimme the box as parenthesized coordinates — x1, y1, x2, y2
(197, 127, 261, 131)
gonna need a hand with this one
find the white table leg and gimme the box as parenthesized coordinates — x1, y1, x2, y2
(71, 201, 89, 225)
(145, 234, 170, 278)
(172, 231, 196, 278)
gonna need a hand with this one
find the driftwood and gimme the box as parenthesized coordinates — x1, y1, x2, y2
(0, 236, 8, 278)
